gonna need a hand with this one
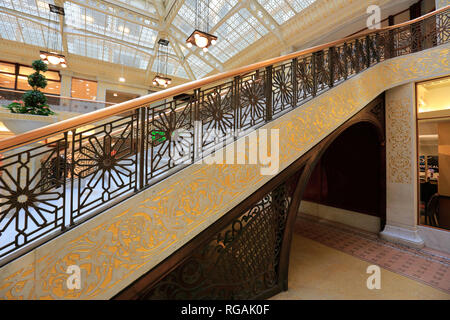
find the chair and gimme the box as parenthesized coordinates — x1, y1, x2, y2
(424, 193, 440, 227)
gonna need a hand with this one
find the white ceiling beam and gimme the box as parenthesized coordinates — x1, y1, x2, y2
(183, 51, 218, 73)
(152, 0, 166, 20)
(246, 0, 287, 46)
(283, 0, 297, 14)
(167, 35, 195, 80)
(163, 0, 186, 26)
(142, 2, 193, 84)
(208, 2, 243, 34)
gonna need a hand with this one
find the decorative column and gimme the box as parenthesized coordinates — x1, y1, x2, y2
(380, 83, 424, 248)
(59, 71, 72, 97)
(96, 81, 107, 102)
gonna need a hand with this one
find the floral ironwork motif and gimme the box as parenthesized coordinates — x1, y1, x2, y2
(272, 63, 294, 115)
(201, 84, 235, 149)
(296, 56, 315, 100)
(240, 77, 266, 129)
(71, 116, 137, 221)
(146, 100, 193, 181)
(0, 139, 66, 257)
(138, 182, 292, 300)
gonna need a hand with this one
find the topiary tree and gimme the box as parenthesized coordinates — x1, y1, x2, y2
(3, 60, 55, 116)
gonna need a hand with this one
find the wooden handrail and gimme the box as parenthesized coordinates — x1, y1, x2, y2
(0, 5, 448, 152)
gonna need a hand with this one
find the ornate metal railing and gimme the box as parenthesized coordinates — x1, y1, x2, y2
(0, 7, 448, 264)
(136, 178, 297, 300)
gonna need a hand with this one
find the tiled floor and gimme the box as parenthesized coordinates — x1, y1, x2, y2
(293, 214, 450, 294)
(272, 234, 450, 299)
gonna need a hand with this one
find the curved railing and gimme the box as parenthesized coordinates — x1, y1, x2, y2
(0, 7, 448, 265)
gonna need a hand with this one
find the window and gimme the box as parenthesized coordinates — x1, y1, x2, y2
(0, 61, 61, 94)
(417, 76, 450, 231)
(0, 62, 15, 73)
(71, 78, 97, 101)
(17, 65, 61, 94)
(0, 62, 15, 89)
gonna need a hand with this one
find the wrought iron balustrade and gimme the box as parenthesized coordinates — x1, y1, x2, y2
(0, 8, 448, 265)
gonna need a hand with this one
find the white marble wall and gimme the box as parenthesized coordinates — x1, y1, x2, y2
(419, 226, 450, 254)
(300, 201, 381, 233)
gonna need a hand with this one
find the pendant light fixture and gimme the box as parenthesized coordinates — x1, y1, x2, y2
(41, 4, 67, 68)
(152, 39, 172, 88)
(186, 0, 218, 52)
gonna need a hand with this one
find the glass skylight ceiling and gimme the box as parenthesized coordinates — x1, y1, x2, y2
(0, 0, 317, 80)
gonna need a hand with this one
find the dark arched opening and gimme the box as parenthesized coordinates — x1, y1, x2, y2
(302, 122, 384, 223)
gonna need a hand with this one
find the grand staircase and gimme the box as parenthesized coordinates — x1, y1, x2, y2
(0, 7, 448, 300)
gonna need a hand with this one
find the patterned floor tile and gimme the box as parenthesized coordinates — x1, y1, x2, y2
(294, 214, 450, 294)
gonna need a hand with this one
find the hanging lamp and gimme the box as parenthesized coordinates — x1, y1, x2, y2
(186, 0, 218, 52)
(40, 4, 67, 68)
(152, 39, 172, 88)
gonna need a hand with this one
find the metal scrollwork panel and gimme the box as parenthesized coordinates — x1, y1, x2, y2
(239, 72, 267, 131)
(296, 55, 315, 100)
(314, 50, 330, 94)
(71, 115, 138, 222)
(367, 34, 381, 65)
(0, 137, 67, 258)
(272, 62, 294, 116)
(139, 182, 292, 300)
(331, 45, 348, 83)
(394, 26, 413, 56)
(344, 41, 360, 76)
(146, 100, 194, 182)
(436, 11, 450, 44)
(374, 31, 390, 62)
(200, 82, 235, 151)
(420, 11, 449, 49)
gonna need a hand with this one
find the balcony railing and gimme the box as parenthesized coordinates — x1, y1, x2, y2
(0, 7, 448, 265)
(0, 88, 115, 113)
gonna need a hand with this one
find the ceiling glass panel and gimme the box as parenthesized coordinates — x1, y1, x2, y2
(174, 65, 188, 79)
(210, 8, 268, 63)
(0, 0, 13, 10)
(113, 0, 156, 13)
(0, 12, 23, 42)
(4, 0, 58, 21)
(84, 36, 104, 60)
(0, 11, 61, 48)
(256, 0, 295, 25)
(152, 55, 179, 77)
(187, 54, 213, 79)
(139, 26, 158, 49)
(0, 0, 318, 79)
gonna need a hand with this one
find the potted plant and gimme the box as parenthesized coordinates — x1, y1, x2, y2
(1, 59, 57, 135)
